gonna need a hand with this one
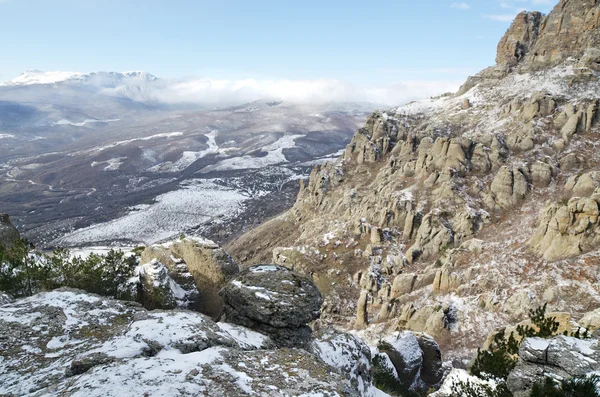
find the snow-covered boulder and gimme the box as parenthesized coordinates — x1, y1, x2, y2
(220, 264, 323, 348)
(0, 288, 370, 396)
(507, 335, 600, 397)
(312, 329, 381, 396)
(377, 331, 444, 393)
(430, 369, 500, 397)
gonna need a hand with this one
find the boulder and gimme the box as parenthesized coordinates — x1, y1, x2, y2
(0, 214, 20, 248)
(312, 329, 376, 395)
(219, 264, 323, 348)
(378, 331, 444, 393)
(507, 335, 600, 397)
(391, 273, 417, 298)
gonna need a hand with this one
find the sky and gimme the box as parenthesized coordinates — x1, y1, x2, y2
(0, 0, 556, 105)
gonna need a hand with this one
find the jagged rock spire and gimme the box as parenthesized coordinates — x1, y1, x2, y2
(497, 0, 600, 67)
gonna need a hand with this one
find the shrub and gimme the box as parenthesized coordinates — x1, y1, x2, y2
(530, 375, 600, 397)
(460, 304, 593, 397)
(0, 239, 138, 300)
(471, 330, 519, 381)
(450, 379, 513, 397)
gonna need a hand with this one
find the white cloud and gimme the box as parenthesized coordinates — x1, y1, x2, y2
(151, 77, 463, 107)
(451, 2, 471, 10)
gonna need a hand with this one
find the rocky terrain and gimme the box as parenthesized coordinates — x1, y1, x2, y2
(0, 261, 445, 396)
(227, 0, 600, 366)
(5, 0, 600, 395)
(0, 71, 371, 248)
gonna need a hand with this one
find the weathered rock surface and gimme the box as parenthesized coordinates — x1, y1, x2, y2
(377, 331, 444, 393)
(136, 258, 200, 310)
(507, 335, 600, 397)
(529, 189, 600, 260)
(312, 329, 381, 396)
(141, 237, 239, 317)
(220, 265, 324, 348)
(497, 0, 600, 67)
(496, 11, 543, 66)
(0, 213, 19, 247)
(0, 288, 384, 396)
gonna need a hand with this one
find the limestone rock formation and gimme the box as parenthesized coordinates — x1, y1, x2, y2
(220, 265, 323, 348)
(496, 11, 543, 66)
(507, 336, 600, 397)
(497, 0, 600, 67)
(136, 259, 200, 310)
(529, 190, 600, 260)
(227, 0, 600, 365)
(0, 214, 19, 248)
(141, 237, 239, 317)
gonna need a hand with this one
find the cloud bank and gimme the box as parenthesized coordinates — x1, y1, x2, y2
(151, 77, 463, 107)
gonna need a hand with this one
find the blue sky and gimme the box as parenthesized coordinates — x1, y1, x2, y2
(0, 0, 555, 104)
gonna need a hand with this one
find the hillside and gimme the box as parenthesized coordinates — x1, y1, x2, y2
(228, 0, 600, 362)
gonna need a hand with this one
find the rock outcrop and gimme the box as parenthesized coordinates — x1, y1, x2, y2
(0, 214, 19, 248)
(141, 237, 239, 317)
(496, 11, 543, 66)
(135, 259, 200, 310)
(220, 265, 323, 348)
(228, 0, 600, 365)
(497, 0, 600, 67)
(507, 335, 600, 397)
(529, 188, 600, 260)
(377, 331, 444, 394)
(0, 288, 383, 396)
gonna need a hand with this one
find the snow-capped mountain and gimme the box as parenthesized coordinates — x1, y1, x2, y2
(2, 70, 160, 102)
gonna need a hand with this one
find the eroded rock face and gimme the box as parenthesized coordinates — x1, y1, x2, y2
(136, 259, 200, 310)
(507, 336, 600, 397)
(496, 11, 544, 66)
(141, 237, 239, 317)
(0, 214, 19, 248)
(0, 288, 383, 396)
(220, 265, 323, 348)
(529, 190, 600, 260)
(497, 0, 600, 67)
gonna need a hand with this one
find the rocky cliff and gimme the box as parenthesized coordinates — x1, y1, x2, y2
(228, 0, 600, 363)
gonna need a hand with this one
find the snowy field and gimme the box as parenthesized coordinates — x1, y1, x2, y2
(54, 179, 249, 246)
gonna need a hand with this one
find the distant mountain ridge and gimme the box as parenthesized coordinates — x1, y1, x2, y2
(2, 70, 158, 87)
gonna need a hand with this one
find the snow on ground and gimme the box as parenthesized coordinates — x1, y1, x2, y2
(430, 369, 498, 397)
(147, 130, 220, 173)
(216, 322, 273, 350)
(91, 157, 127, 171)
(89, 132, 184, 153)
(53, 118, 120, 127)
(200, 134, 304, 172)
(0, 134, 15, 139)
(53, 179, 248, 246)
